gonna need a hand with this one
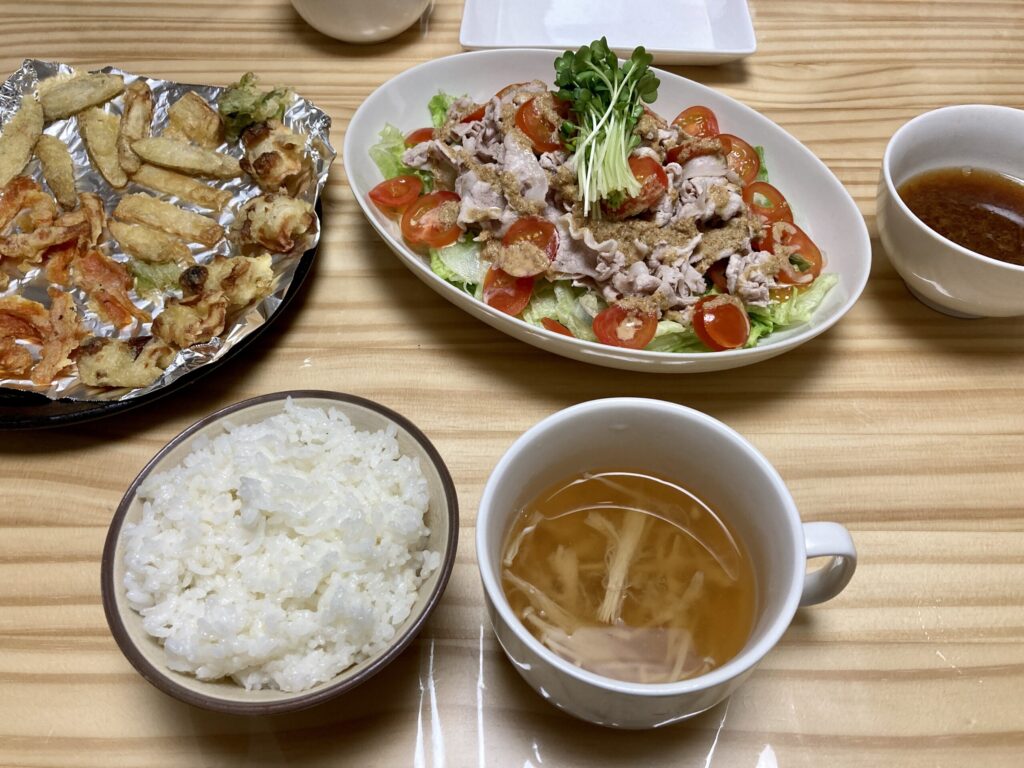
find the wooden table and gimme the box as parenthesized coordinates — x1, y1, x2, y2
(2, 0, 1023, 765)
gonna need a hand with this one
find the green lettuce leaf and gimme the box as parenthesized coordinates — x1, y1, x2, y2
(369, 124, 433, 190)
(746, 273, 839, 344)
(646, 319, 706, 353)
(755, 145, 769, 182)
(429, 238, 484, 295)
(520, 280, 602, 340)
(428, 92, 459, 130)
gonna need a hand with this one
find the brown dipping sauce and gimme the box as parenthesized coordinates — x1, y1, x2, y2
(897, 167, 1024, 266)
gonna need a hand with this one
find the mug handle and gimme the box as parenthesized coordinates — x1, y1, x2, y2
(799, 522, 857, 607)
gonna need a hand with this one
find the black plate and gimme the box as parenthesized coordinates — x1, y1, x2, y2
(0, 201, 322, 430)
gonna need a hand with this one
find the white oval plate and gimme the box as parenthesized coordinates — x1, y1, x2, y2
(344, 50, 870, 373)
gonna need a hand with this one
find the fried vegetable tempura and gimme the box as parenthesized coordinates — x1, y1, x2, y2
(182, 254, 273, 310)
(34, 134, 78, 209)
(31, 288, 84, 385)
(131, 137, 241, 179)
(164, 91, 224, 149)
(72, 248, 149, 327)
(79, 107, 128, 188)
(152, 291, 228, 348)
(234, 193, 314, 253)
(0, 176, 56, 233)
(113, 193, 223, 246)
(131, 164, 232, 211)
(108, 219, 190, 264)
(117, 80, 154, 175)
(0, 97, 43, 187)
(76, 336, 175, 388)
(39, 73, 125, 121)
(240, 120, 311, 195)
(0, 219, 90, 264)
(0, 336, 32, 377)
(0, 294, 50, 343)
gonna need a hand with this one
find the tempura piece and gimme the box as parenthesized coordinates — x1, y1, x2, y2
(31, 289, 84, 385)
(164, 91, 224, 149)
(39, 73, 124, 121)
(240, 120, 311, 195)
(72, 248, 149, 327)
(0, 176, 56, 232)
(0, 336, 32, 377)
(131, 164, 232, 211)
(117, 80, 154, 175)
(79, 107, 127, 188)
(182, 254, 273, 310)
(43, 240, 79, 286)
(60, 192, 106, 245)
(131, 137, 241, 179)
(233, 193, 313, 253)
(218, 72, 291, 142)
(152, 292, 228, 348)
(34, 134, 78, 209)
(0, 294, 50, 342)
(113, 194, 223, 246)
(0, 220, 89, 264)
(109, 220, 191, 264)
(76, 336, 175, 388)
(0, 97, 43, 187)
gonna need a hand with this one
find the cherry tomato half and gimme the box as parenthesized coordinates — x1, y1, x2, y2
(692, 295, 750, 351)
(369, 175, 423, 217)
(719, 133, 760, 186)
(672, 106, 720, 138)
(541, 317, 573, 336)
(405, 127, 434, 147)
(503, 216, 558, 260)
(400, 191, 462, 249)
(461, 104, 486, 123)
(743, 181, 793, 226)
(762, 223, 824, 285)
(592, 305, 658, 349)
(515, 96, 566, 154)
(482, 266, 534, 316)
(706, 258, 729, 293)
(604, 156, 669, 220)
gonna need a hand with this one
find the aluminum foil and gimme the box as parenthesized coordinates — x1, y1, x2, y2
(0, 59, 335, 401)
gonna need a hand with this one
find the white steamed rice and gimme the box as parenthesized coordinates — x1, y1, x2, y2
(122, 398, 441, 692)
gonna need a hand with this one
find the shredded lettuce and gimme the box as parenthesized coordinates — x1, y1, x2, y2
(368, 124, 433, 190)
(130, 260, 182, 294)
(428, 92, 459, 130)
(647, 320, 706, 353)
(746, 273, 839, 345)
(429, 238, 485, 296)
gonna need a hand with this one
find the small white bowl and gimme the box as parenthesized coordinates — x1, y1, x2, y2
(101, 391, 458, 715)
(877, 104, 1024, 318)
(291, 0, 430, 44)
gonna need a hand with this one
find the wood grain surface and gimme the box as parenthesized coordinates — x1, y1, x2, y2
(2, 0, 1024, 765)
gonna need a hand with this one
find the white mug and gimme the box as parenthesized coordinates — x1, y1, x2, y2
(877, 104, 1024, 318)
(477, 398, 856, 729)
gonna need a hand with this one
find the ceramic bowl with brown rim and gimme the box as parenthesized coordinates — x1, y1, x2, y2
(101, 390, 458, 715)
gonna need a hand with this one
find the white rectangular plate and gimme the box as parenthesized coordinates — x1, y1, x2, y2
(459, 0, 756, 65)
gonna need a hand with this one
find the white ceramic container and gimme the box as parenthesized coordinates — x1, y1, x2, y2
(877, 104, 1024, 318)
(476, 398, 857, 728)
(343, 49, 871, 373)
(291, 0, 430, 43)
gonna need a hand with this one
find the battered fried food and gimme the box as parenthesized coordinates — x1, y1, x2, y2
(0, 219, 90, 264)
(76, 336, 175, 388)
(79, 107, 128, 188)
(39, 73, 125, 121)
(113, 193, 223, 246)
(131, 164, 232, 211)
(59, 192, 106, 245)
(72, 248, 149, 327)
(234, 193, 314, 252)
(182, 254, 273, 310)
(152, 291, 228, 348)
(31, 288, 83, 385)
(43, 240, 79, 286)
(240, 120, 310, 195)
(117, 80, 154, 175)
(0, 97, 43, 187)
(0, 336, 32, 377)
(33, 134, 78, 209)
(0, 176, 56, 232)
(108, 219, 191, 264)
(0, 294, 50, 342)
(131, 137, 241, 179)
(164, 91, 224, 149)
